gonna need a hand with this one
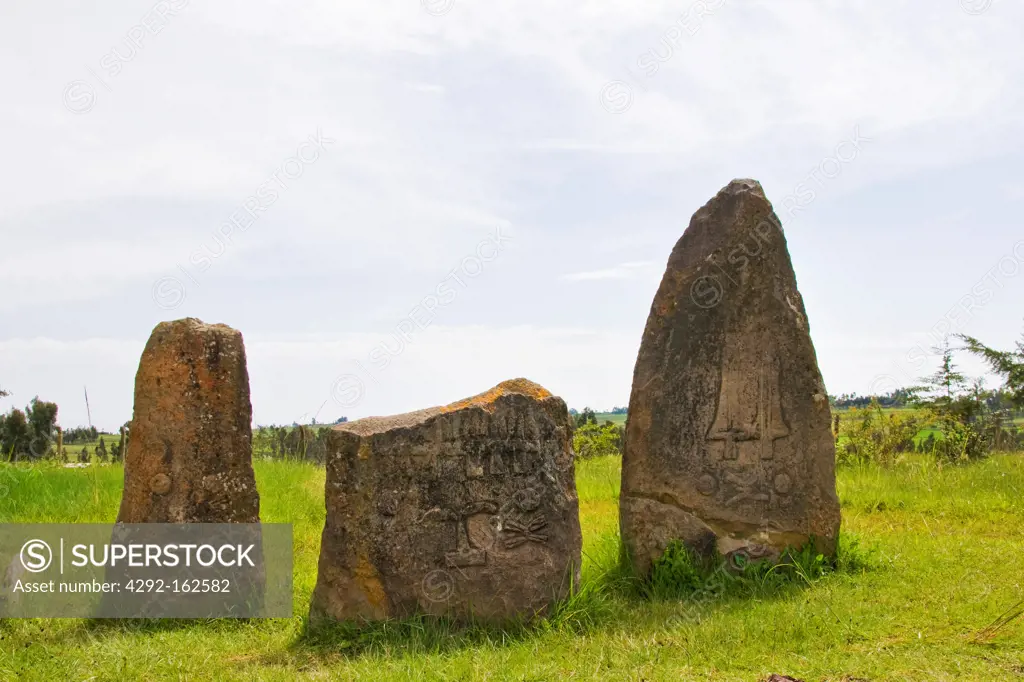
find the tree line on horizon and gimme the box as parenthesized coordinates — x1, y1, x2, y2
(834, 330, 1024, 464)
(4, 327, 1024, 465)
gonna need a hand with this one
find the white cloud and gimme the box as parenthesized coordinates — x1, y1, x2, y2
(1, 0, 1023, 421)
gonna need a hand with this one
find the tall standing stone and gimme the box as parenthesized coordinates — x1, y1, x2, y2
(117, 318, 259, 523)
(620, 179, 840, 577)
(310, 379, 582, 624)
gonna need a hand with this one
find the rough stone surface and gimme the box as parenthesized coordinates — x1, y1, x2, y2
(310, 379, 582, 623)
(116, 318, 259, 523)
(620, 179, 841, 577)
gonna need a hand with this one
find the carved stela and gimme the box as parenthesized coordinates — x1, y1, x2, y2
(310, 379, 582, 624)
(707, 353, 790, 460)
(620, 179, 841, 577)
(701, 352, 795, 508)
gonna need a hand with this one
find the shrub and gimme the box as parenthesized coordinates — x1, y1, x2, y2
(572, 421, 624, 459)
(910, 338, 993, 464)
(649, 541, 714, 597)
(645, 538, 844, 606)
(837, 400, 921, 467)
(928, 412, 993, 463)
(917, 432, 936, 454)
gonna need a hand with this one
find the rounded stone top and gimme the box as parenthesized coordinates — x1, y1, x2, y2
(685, 178, 776, 241)
(144, 319, 245, 359)
(724, 178, 764, 195)
(704, 178, 767, 207)
(335, 378, 555, 437)
(154, 318, 240, 337)
(440, 378, 552, 413)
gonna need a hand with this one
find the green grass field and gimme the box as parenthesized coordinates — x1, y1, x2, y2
(1, 455, 1022, 680)
(59, 433, 121, 461)
(832, 407, 1024, 449)
(593, 412, 627, 426)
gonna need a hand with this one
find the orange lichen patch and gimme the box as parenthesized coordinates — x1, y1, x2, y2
(337, 378, 556, 436)
(357, 441, 373, 460)
(353, 554, 387, 613)
(440, 378, 552, 414)
(653, 293, 673, 318)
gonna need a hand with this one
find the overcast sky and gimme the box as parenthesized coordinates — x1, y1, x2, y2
(2, 0, 1023, 430)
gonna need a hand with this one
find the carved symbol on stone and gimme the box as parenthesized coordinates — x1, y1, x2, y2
(697, 474, 717, 496)
(445, 500, 498, 568)
(707, 354, 789, 460)
(488, 450, 506, 477)
(773, 473, 792, 495)
(465, 454, 485, 479)
(502, 514, 549, 549)
(513, 487, 541, 512)
(722, 470, 770, 507)
(150, 473, 172, 495)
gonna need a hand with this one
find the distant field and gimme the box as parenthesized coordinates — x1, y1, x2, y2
(60, 433, 121, 460)
(583, 407, 1023, 449)
(833, 406, 1024, 447)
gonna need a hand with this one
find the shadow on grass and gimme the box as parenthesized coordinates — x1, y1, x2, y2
(0, 613, 294, 650)
(282, 530, 879, 663)
(83, 616, 270, 636)
(0, 614, 281, 655)
(1, 530, 878, 670)
(288, 558, 619, 662)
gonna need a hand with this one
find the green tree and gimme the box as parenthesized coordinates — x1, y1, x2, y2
(0, 408, 30, 461)
(26, 397, 58, 459)
(64, 426, 98, 444)
(575, 407, 598, 428)
(927, 339, 966, 406)
(959, 329, 1024, 408)
(96, 436, 108, 462)
(913, 338, 990, 462)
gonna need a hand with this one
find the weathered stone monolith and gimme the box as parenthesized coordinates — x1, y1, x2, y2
(117, 318, 259, 523)
(310, 379, 582, 624)
(620, 179, 840, 577)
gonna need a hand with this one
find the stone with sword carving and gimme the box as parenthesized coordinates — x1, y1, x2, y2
(309, 379, 582, 623)
(620, 179, 841, 577)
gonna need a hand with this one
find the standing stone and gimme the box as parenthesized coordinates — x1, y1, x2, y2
(310, 379, 582, 624)
(620, 179, 840, 577)
(117, 318, 259, 523)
